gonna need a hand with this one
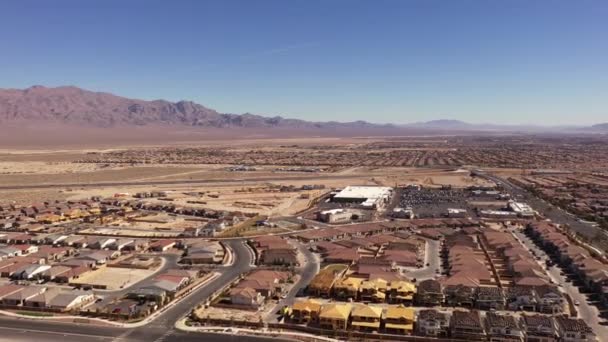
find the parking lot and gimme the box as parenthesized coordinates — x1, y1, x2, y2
(392, 187, 474, 218)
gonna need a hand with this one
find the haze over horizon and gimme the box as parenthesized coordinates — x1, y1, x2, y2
(1, 0, 607, 126)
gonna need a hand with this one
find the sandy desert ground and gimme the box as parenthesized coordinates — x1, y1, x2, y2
(0, 138, 494, 209)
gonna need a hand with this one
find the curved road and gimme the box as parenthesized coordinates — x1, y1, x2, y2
(0, 239, 291, 342)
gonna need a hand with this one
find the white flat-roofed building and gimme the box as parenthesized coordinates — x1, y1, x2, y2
(317, 209, 353, 223)
(392, 207, 414, 219)
(509, 201, 535, 217)
(447, 208, 467, 218)
(480, 210, 518, 219)
(332, 186, 393, 209)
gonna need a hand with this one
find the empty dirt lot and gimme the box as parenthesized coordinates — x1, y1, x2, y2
(71, 265, 158, 290)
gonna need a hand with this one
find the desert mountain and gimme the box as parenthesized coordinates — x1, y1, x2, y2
(0, 85, 387, 129)
(1, 86, 604, 134)
(589, 123, 608, 131)
(407, 119, 472, 129)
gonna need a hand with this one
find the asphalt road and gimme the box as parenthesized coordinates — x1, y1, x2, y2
(402, 238, 440, 281)
(0, 239, 273, 342)
(0, 321, 288, 342)
(118, 239, 255, 340)
(511, 228, 608, 342)
(266, 239, 320, 323)
(0, 173, 372, 191)
(478, 172, 608, 252)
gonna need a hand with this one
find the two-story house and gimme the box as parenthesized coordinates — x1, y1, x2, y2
(416, 309, 449, 337)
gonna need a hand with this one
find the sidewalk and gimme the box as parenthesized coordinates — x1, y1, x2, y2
(0, 271, 221, 329)
(175, 318, 339, 342)
(222, 242, 234, 266)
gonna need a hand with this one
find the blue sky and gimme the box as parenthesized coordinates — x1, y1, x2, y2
(1, 0, 607, 125)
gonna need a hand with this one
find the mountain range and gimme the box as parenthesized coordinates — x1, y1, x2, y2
(0, 85, 387, 130)
(0, 85, 606, 133)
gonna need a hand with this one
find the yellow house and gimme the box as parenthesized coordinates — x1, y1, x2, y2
(333, 277, 363, 300)
(88, 207, 101, 215)
(291, 299, 322, 324)
(384, 305, 414, 335)
(319, 303, 352, 330)
(360, 278, 388, 303)
(350, 304, 383, 332)
(388, 280, 416, 304)
(309, 267, 343, 298)
(37, 213, 64, 224)
(65, 208, 83, 219)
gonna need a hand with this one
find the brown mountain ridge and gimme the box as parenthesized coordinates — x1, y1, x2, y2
(0, 85, 386, 129)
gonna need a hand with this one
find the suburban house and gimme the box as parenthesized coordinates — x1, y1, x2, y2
(450, 310, 486, 341)
(109, 238, 135, 251)
(11, 244, 39, 255)
(126, 286, 167, 305)
(555, 317, 596, 342)
(78, 250, 117, 265)
(181, 241, 224, 264)
(182, 226, 201, 237)
(229, 287, 263, 307)
(318, 303, 352, 330)
(251, 236, 298, 266)
(149, 240, 176, 252)
(484, 312, 525, 342)
(290, 299, 322, 324)
(535, 285, 564, 314)
(415, 279, 444, 306)
(383, 305, 414, 335)
(416, 309, 449, 337)
(56, 265, 90, 283)
(350, 304, 383, 332)
(333, 276, 363, 301)
(359, 278, 388, 303)
(12, 264, 51, 280)
(0, 284, 26, 304)
(233, 269, 290, 300)
(1, 286, 47, 306)
(42, 265, 73, 282)
(62, 235, 88, 248)
(23, 287, 63, 308)
(87, 237, 116, 250)
(387, 280, 416, 305)
(104, 298, 148, 319)
(520, 314, 557, 342)
(475, 286, 505, 310)
(308, 266, 344, 297)
(444, 284, 476, 307)
(507, 286, 537, 311)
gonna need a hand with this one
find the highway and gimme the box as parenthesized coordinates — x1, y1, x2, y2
(0, 239, 291, 342)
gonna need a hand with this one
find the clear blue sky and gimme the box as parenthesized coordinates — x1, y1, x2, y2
(1, 0, 607, 125)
